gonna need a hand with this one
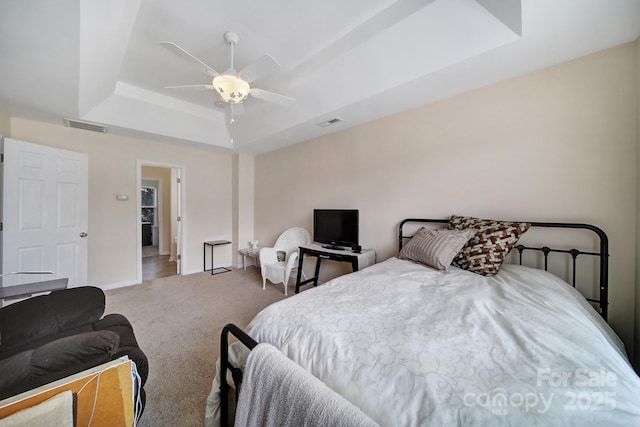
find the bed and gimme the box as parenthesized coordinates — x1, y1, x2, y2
(205, 216, 640, 427)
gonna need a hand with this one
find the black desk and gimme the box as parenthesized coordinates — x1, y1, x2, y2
(295, 244, 376, 293)
(203, 240, 232, 275)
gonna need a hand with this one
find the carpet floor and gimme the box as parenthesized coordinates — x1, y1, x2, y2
(105, 266, 288, 427)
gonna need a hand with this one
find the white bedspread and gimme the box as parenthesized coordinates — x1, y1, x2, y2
(228, 257, 640, 426)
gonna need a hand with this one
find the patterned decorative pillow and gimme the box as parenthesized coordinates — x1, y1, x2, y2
(449, 215, 531, 276)
(399, 227, 478, 271)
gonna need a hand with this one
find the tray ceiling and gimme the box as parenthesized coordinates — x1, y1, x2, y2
(0, 0, 639, 154)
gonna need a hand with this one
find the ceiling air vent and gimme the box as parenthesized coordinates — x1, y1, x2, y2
(64, 118, 108, 133)
(317, 117, 343, 128)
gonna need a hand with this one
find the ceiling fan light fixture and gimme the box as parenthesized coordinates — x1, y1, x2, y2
(212, 74, 250, 104)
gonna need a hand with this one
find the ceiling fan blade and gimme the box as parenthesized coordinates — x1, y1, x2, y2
(238, 54, 280, 83)
(164, 84, 215, 90)
(160, 41, 219, 77)
(250, 88, 295, 105)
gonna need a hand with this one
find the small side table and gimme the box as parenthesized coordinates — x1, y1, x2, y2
(203, 240, 232, 275)
(239, 247, 261, 270)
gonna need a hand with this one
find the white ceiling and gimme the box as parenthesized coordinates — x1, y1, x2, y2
(1, 0, 639, 154)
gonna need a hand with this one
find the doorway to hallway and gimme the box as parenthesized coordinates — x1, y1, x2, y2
(137, 161, 184, 282)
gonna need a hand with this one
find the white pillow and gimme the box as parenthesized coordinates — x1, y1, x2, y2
(399, 227, 477, 271)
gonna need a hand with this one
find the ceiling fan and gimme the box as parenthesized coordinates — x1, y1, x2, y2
(160, 31, 293, 134)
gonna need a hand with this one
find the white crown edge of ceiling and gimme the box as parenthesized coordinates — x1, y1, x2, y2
(82, 83, 231, 148)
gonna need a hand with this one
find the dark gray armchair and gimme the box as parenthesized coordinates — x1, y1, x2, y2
(0, 286, 148, 410)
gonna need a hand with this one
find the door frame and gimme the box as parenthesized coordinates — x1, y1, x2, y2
(1, 134, 4, 277)
(136, 160, 185, 283)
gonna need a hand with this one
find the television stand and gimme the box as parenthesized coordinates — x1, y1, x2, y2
(294, 244, 376, 293)
(321, 244, 345, 250)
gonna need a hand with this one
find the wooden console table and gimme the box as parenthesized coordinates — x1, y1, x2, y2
(295, 244, 376, 293)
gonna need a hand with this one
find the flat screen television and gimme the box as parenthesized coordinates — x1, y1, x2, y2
(313, 209, 359, 250)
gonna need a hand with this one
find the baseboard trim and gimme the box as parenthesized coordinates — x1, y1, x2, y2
(183, 264, 233, 276)
(101, 280, 138, 291)
(236, 262, 257, 269)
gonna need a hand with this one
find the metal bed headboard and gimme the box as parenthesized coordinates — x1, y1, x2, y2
(398, 218, 609, 320)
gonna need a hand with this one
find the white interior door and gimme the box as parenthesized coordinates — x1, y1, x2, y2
(2, 138, 88, 288)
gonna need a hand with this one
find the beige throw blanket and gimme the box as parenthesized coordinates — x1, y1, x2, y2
(234, 343, 379, 427)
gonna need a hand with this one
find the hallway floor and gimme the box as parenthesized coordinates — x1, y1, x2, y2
(142, 245, 176, 280)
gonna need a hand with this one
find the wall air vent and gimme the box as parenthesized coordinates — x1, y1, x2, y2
(64, 118, 108, 133)
(317, 117, 343, 128)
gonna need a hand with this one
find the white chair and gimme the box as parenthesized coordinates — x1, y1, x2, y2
(259, 227, 311, 295)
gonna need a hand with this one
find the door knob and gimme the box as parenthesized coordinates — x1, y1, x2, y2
(79, 232, 88, 238)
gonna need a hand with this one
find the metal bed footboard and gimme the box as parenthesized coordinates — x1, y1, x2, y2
(219, 323, 258, 427)
(398, 218, 609, 320)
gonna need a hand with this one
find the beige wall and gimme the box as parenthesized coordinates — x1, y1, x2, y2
(141, 166, 172, 254)
(232, 154, 255, 267)
(255, 42, 638, 355)
(9, 118, 232, 286)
